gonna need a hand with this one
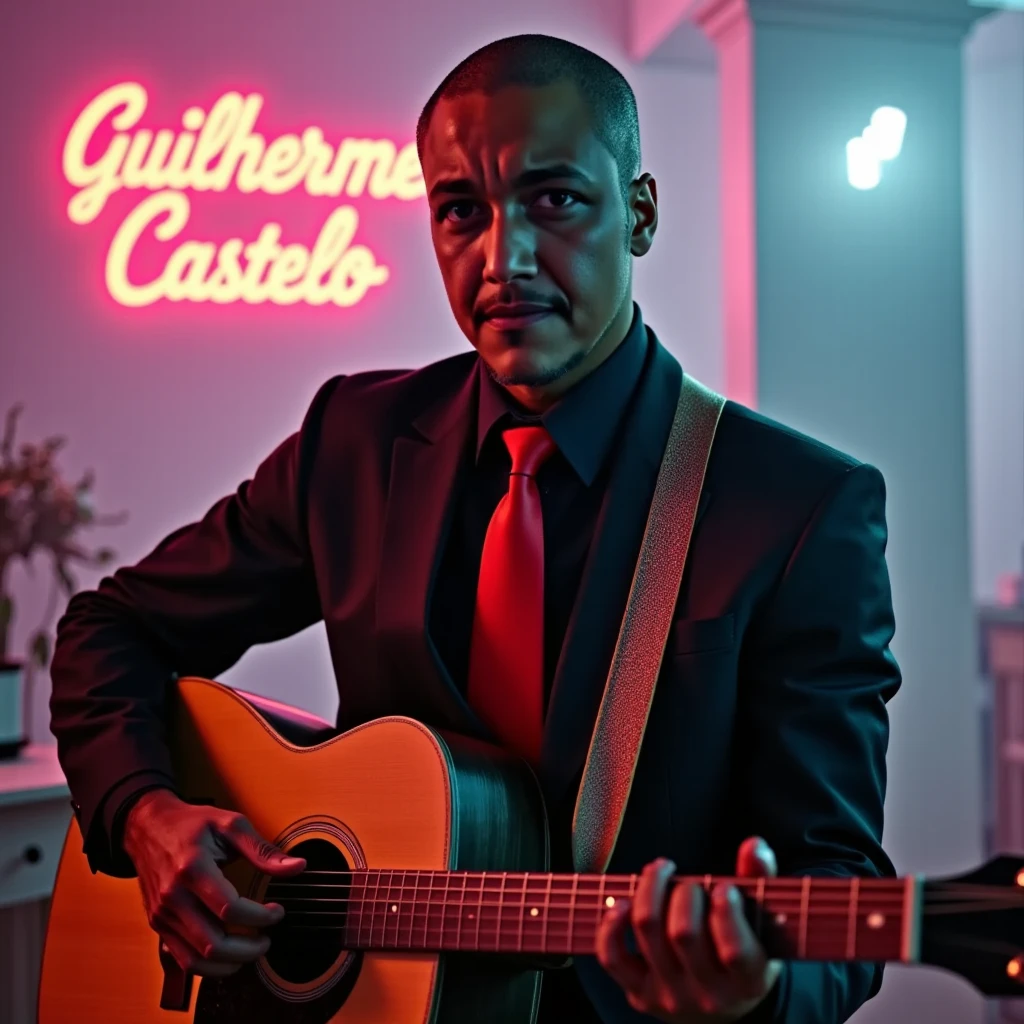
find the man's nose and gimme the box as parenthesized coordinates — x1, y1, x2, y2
(482, 210, 538, 283)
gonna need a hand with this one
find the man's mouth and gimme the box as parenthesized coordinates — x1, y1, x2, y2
(483, 304, 554, 331)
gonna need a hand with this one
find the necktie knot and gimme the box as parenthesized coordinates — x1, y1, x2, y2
(503, 426, 555, 479)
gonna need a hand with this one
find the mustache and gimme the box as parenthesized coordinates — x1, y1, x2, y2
(474, 292, 569, 322)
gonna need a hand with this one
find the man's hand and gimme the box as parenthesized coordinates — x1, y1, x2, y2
(597, 837, 782, 1022)
(122, 788, 306, 977)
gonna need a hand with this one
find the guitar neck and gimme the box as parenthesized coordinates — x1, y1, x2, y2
(279, 870, 922, 962)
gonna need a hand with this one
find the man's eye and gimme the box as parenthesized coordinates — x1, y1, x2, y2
(439, 201, 478, 223)
(534, 190, 581, 209)
(437, 190, 581, 223)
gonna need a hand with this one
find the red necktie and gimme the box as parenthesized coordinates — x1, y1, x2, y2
(468, 426, 556, 765)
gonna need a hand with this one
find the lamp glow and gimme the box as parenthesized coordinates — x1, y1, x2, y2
(847, 105, 907, 190)
(846, 137, 881, 190)
(864, 106, 907, 161)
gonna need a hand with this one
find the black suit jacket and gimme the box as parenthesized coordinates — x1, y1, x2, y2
(50, 326, 901, 1024)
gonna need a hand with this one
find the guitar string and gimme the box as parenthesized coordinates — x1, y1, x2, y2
(264, 882, 1017, 903)
(271, 910, 1024, 951)
(269, 879, 919, 896)
(259, 872, 1024, 926)
(262, 885, 1023, 955)
(295, 870, 925, 884)
(260, 888, 1019, 913)
(280, 871, 1024, 900)
(261, 884, 1022, 906)
(261, 888, 1023, 909)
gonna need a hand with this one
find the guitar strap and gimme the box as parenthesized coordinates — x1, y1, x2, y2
(571, 372, 726, 874)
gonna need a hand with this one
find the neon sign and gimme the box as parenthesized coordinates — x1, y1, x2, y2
(62, 83, 425, 308)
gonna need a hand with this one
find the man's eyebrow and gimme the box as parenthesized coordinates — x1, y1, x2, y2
(428, 163, 595, 201)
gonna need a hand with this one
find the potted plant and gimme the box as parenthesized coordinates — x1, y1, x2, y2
(0, 404, 126, 757)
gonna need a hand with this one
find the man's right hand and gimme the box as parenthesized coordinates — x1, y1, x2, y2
(122, 788, 306, 977)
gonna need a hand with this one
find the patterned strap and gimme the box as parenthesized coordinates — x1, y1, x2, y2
(571, 373, 727, 874)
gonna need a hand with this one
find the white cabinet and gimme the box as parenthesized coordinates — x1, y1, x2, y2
(0, 745, 70, 1024)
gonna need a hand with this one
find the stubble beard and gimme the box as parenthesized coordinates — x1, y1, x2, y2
(485, 346, 590, 388)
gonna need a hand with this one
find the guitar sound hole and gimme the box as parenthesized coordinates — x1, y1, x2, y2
(264, 838, 351, 986)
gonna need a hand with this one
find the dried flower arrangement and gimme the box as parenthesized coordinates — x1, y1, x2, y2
(0, 404, 127, 669)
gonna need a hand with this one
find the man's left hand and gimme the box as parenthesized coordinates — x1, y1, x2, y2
(596, 836, 783, 1022)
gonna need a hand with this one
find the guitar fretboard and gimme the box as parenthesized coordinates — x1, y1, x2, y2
(272, 870, 919, 962)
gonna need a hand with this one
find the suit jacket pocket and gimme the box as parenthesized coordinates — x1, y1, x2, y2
(672, 613, 735, 655)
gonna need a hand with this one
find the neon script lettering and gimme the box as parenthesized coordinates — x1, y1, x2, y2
(62, 83, 424, 309)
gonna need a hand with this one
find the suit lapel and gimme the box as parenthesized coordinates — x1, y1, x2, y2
(375, 360, 490, 737)
(540, 332, 700, 803)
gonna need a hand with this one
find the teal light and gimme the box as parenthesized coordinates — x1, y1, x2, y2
(846, 106, 907, 190)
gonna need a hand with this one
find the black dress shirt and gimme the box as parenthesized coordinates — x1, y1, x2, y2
(429, 305, 648, 708)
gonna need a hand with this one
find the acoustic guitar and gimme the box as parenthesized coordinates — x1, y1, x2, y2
(40, 676, 1024, 1023)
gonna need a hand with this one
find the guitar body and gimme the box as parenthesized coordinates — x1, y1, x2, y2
(40, 677, 548, 1023)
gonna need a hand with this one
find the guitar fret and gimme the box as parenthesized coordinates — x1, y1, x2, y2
(369, 869, 383, 949)
(407, 872, 419, 950)
(422, 871, 432, 949)
(456, 873, 467, 950)
(498, 872, 508, 953)
(391, 869, 402, 949)
(387, 869, 398, 948)
(473, 874, 482, 951)
(518, 873, 527, 952)
(394, 869, 403, 948)
(347, 871, 359, 947)
(755, 877, 766, 942)
(542, 874, 553, 953)
(798, 877, 811, 959)
(567, 873, 579, 956)
(845, 877, 860, 959)
(529, 874, 546, 952)
(437, 872, 448, 949)
(387, 869, 397, 948)
(364, 870, 374, 949)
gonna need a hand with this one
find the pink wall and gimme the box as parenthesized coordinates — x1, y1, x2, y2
(1, 0, 722, 738)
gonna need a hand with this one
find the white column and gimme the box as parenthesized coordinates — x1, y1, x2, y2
(964, 11, 1024, 604)
(694, 3, 990, 1021)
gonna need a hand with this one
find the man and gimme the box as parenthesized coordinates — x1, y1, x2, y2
(50, 33, 901, 1024)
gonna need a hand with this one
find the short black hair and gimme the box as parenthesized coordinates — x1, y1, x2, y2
(416, 34, 641, 198)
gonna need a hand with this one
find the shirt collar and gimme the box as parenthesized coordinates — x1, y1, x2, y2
(475, 303, 648, 486)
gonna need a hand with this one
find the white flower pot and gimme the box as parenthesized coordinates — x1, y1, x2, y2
(0, 660, 27, 759)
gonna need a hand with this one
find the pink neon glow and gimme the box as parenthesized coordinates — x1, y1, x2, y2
(629, 0, 697, 61)
(58, 79, 424, 318)
(694, 0, 758, 408)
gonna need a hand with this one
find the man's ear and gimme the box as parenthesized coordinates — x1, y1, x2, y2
(629, 173, 658, 257)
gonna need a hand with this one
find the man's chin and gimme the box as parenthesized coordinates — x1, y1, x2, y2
(484, 348, 587, 389)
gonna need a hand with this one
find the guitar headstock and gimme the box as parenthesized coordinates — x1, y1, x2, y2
(921, 855, 1024, 997)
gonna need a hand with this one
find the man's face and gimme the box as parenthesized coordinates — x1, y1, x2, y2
(421, 80, 656, 395)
